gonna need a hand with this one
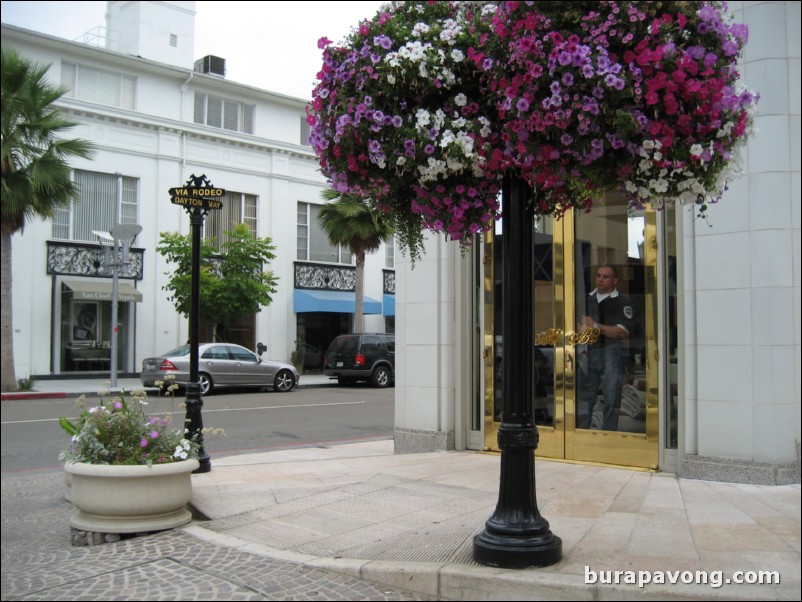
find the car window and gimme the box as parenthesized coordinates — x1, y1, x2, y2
(332, 336, 358, 354)
(164, 346, 190, 357)
(202, 346, 230, 360)
(228, 346, 257, 362)
(361, 335, 382, 355)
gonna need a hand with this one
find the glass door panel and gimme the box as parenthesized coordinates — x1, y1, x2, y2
(565, 195, 658, 468)
(483, 194, 659, 469)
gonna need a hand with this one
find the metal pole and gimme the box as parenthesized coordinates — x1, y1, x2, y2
(473, 176, 562, 568)
(109, 240, 119, 388)
(184, 208, 211, 473)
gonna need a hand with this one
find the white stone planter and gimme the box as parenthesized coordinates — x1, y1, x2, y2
(64, 459, 199, 533)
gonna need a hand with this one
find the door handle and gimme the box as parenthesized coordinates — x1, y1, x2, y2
(565, 350, 573, 370)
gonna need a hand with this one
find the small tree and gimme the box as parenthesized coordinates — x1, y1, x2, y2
(157, 223, 279, 343)
(1, 49, 94, 391)
(318, 189, 394, 333)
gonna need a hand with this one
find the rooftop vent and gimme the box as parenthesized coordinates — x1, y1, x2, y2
(194, 55, 226, 77)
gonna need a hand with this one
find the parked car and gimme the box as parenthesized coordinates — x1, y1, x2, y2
(323, 333, 395, 387)
(141, 343, 299, 395)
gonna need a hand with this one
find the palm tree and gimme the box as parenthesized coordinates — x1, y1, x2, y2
(318, 189, 394, 333)
(1, 49, 94, 391)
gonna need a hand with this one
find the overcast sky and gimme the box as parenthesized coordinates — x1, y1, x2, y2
(1, 1, 386, 100)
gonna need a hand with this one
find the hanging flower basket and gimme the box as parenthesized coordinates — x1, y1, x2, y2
(309, 1, 758, 254)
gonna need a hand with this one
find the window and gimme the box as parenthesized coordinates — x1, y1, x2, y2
(385, 235, 395, 268)
(194, 93, 255, 134)
(204, 191, 258, 248)
(300, 116, 311, 146)
(297, 202, 352, 264)
(52, 170, 139, 242)
(61, 62, 136, 110)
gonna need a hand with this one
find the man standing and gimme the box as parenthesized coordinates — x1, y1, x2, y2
(577, 265, 634, 431)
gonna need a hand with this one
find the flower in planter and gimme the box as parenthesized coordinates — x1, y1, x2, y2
(59, 385, 205, 466)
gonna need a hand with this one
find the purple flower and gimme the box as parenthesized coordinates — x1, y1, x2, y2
(140, 438, 149, 448)
(424, 144, 435, 154)
(562, 72, 574, 87)
(150, 430, 160, 439)
(374, 34, 393, 50)
(516, 98, 530, 112)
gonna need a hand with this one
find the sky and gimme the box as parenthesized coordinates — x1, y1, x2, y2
(0, 0, 386, 100)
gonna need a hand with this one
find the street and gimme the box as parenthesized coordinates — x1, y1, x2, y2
(0, 385, 395, 473)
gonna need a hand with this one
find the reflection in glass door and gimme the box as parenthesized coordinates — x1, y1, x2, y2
(483, 195, 659, 469)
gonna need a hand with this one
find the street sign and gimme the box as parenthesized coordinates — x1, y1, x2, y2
(169, 184, 225, 211)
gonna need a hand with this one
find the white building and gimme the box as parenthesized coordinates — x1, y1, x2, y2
(3, 1, 395, 383)
(392, 1, 801, 485)
(4, 1, 799, 486)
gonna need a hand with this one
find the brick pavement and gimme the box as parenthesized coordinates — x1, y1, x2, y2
(0, 469, 436, 601)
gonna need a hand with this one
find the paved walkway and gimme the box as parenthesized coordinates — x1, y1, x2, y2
(2, 378, 800, 600)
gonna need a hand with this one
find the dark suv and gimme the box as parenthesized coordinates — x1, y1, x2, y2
(323, 333, 395, 387)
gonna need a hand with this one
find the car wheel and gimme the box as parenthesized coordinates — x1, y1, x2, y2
(371, 366, 391, 388)
(273, 369, 295, 392)
(199, 373, 214, 395)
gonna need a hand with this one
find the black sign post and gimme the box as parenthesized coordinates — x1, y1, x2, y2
(170, 175, 225, 474)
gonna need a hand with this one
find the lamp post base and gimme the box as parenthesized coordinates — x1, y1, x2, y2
(473, 524, 562, 569)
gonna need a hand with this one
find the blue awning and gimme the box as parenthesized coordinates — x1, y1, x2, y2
(383, 294, 395, 317)
(294, 289, 382, 314)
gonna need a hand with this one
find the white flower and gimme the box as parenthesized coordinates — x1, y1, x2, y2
(690, 144, 703, 157)
(415, 109, 431, 128)
(649, 178, 669, 193)
(450, 49, 464, 62)
(412, 22, 430, 37)
(454, 93, 468, 107)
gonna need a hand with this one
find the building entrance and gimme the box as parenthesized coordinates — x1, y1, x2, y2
(481, 195, 662, 469)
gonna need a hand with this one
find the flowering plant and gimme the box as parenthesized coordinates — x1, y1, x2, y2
(309, 1, 757, 252)
(59, 387, 198, 466)
(482, 1, 758, 216)
(309, 1, 503, 256)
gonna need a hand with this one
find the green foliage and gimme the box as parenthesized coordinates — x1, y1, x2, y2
(318, 188, 395, 259)
(156, 224, 279, 339)
(16, 374, 36, 391)
(290, 338, 305, 372)
(1, 48, 94, 236)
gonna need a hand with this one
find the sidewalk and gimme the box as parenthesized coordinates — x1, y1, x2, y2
(186, 441, 800, 601)
(3, 378, 799, 600)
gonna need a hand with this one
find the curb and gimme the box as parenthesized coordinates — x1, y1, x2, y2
(1, 391, 68, 401)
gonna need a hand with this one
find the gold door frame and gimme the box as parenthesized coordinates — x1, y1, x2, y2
(483, 210, 660, 469)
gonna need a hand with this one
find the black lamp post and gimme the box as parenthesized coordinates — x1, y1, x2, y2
(473, 176, 562, 568)
(169, 175, 225, 474)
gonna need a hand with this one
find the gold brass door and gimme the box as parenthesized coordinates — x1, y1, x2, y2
(483, 195, 659, 469)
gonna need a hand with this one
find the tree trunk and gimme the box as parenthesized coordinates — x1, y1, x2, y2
(1, 231, 18, 391)
(354, 252, 365, 333)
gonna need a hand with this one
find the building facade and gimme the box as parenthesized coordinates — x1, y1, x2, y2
(3, 1, 395, 382)
(393, 1, 801, 485)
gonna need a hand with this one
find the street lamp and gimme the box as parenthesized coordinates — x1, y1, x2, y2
(93, 224, 142, 388)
